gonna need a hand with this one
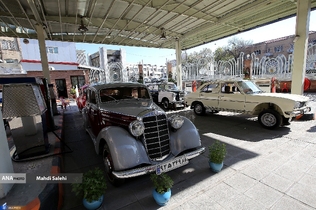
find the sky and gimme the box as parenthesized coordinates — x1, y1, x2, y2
(76, 10, 316, 66)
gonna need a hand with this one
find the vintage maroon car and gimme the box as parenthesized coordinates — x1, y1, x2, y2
(82, 82, 205, 185)
(76, 84, 88, 112)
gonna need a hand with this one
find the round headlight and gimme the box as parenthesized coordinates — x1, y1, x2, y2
(129, 120, 145, 137)
(169, 115, 184, 129)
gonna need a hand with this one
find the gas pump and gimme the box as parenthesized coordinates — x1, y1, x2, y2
(0, 77, 51, 160)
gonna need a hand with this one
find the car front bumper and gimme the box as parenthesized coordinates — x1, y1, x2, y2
(112, 147, 205, 179)
(171, 100, 185, 107)
(286, 106, 311, 117)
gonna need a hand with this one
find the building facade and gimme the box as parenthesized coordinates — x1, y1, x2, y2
(243, 31, 316, 59)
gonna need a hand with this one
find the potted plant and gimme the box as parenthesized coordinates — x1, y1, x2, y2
(72, 167, 107, 210)
(208, 140, 227, 172)
(150, 173, 174, 206)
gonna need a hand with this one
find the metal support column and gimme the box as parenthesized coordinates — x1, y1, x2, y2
(175, 38, 182, 90)
(0, 110, 14, 198)
(36, 24, 50, 83)
(291, 0, 311, 95)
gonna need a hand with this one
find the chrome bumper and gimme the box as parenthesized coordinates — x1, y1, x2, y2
(288, 106, 311, 117)
(112, 147, 205, 179)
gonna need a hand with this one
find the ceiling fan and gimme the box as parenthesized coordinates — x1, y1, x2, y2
(78, 16, 88, 33)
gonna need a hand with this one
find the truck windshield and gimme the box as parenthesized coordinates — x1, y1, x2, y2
(166, 83, 179, 91)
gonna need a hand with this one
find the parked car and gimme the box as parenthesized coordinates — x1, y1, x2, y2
(76, 84, 88, 112)
(147, 82, 186, 110)
(82, 82, 205, 185)
(184, 79, 311, 129)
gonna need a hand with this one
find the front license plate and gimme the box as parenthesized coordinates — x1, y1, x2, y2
(156, 156, 189, 175)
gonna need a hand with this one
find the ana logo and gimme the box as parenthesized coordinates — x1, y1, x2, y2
(1, 176, 13, 181)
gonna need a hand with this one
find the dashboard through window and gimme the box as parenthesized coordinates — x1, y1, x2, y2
(201, 84, 218, 92)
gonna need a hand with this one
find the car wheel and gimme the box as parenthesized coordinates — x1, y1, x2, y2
(258, 109, 282, 129)
(103, 144, 125, 186)
(193, 102, 205, 116)
(162, 98, 169, 109)
(282, 116, 291, 126)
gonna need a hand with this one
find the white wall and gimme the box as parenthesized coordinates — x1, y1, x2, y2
(19, 39, 78, 71)
(21, 63, 78, 71)
(20, 39, 77, 62)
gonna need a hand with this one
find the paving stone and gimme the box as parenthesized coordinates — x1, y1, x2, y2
(271, 195, 313, 210)
(218, 192, 265, 210)
(240, 164, 271, 181)
(188, 194, 223, 210)
(203, 182, 240, 204)
(298, 173, 316, 189)
(261, 172, 294, 192)
(274, 157, 313, 181)
(244, 182, 283, 208)
(287, 182, 316, 209)
(224, 172, 257, 193)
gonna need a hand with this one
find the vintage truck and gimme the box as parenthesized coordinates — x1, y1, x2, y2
(147, 82, 186, 110)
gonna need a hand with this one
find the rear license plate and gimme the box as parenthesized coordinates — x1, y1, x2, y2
(156, 156, 189, 175)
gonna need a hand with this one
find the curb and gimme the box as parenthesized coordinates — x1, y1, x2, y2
(23, 112, 64, 210)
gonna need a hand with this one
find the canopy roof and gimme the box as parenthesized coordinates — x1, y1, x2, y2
(1, 0, 316, 50)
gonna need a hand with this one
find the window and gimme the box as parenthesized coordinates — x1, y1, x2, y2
(4, 59, 18, 63)
(1, 40, 18, 51)
(201, 84, 218, 92)
(254, 50, 261, 55)
(274, 45, 283, 52)
(87, 90, 97, 104)
(46, 47, 58, 54)
(71, 76, 85, 89)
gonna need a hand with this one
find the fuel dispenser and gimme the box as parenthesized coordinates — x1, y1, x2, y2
(0, 77, 51, 160)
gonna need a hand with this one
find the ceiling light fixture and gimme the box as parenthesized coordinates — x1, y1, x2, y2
(78, 17, 88, 33)
(160, 28, 166, 40)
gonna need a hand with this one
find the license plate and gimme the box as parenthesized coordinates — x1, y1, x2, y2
(156, 156, 189, 175)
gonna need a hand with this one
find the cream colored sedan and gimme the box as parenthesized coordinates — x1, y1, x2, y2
(184, 80, 311, 129)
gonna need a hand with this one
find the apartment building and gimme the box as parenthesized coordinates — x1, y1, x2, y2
(243, 31, 316, 59)
(0, 37, 23, 74)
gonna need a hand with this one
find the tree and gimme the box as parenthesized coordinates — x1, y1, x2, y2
(214, 37, 253, 62)
(182, 48, 213, 64)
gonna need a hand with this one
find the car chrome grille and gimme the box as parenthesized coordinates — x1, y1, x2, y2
(143, 114, 170, 160)
(176, 92, 180, 101)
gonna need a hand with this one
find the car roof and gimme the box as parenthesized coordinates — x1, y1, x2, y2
(89, 82, 148, 91)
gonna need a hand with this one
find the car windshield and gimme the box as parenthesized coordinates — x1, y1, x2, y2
(162, 83, 178, 91)
(168, 84, 179, 90)
(237, 81, 263, 94)
(99, 86, 150, 102)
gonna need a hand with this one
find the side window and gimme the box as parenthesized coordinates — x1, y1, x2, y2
(201, 84, 218, 92)
(87, 89, 97, 104)
(90, 91, 96, 104)
(221, 83, 235, 94)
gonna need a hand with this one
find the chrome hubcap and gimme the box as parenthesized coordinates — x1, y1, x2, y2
(261, 113, 276, 126)
(195, 104, 202, 113)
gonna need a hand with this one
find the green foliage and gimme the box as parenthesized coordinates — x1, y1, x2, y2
(208, 140, 227, 164)
(150, 173, 174, 194)
(71, 167, 107, 203)
(214, 37, 253, 62)
(182, 48, 213, 64)
(70, 88, 76, 95)
(168, 78, 176, 84)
